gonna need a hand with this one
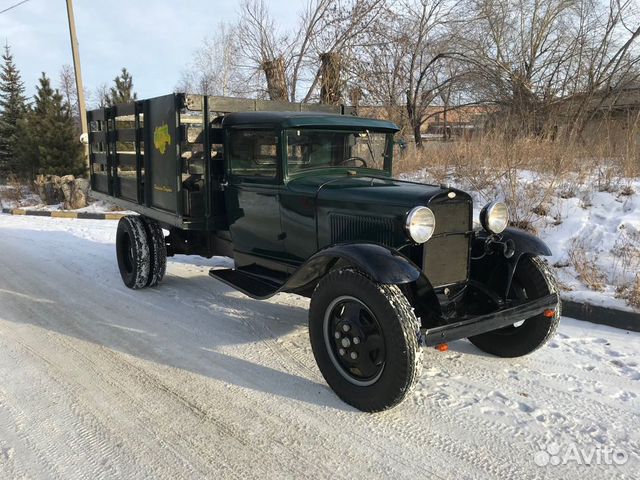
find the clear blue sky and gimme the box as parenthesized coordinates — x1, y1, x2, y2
(0, 0, 298, 103)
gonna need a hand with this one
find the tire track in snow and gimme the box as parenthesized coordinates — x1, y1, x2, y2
(1, 216, 638, 479)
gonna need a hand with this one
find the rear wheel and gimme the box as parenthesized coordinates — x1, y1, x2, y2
(309, 269, 422, 412)
(468, 256, 560, 357)
(116, 216, 151, 289)
(141, 218, 167, 287)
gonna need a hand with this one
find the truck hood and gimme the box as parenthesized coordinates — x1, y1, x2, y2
(285, 172, 473, 255)
(287, 173, 463, 212)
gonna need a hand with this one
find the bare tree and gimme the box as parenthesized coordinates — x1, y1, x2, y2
(236, 0, 289, 100)
(462, 0, 640, 134)
(90, 83, 109, 110)
(349, 6, 411, 127)
(58, 64, 78, 117)
(237, 0, 385, 102)
(177, 22, 251, 97)
(58, 64, 92, 130)
(560, 0, 640, 135)
(292, 0, 386, 102)
(351, 0, 464, 146)
(173, 0, 638, 142)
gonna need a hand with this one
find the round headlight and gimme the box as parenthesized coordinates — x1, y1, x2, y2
(480, 201, 509, 234)
(405, 206, 436, 243)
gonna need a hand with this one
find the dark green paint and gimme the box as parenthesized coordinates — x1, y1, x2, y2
(89, 94, 469, 277)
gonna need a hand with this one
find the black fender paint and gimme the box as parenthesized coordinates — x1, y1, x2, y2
(211, 243, 440, 315)
(472, 227, 552, 298)
(294, 243, 421, 285)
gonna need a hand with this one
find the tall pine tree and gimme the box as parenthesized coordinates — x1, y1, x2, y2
(15, 73, 84, 178)
(0, 44, 27, 178)
(105, 67, 137, 106)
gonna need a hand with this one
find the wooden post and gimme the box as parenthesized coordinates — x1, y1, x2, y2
(65, 0, 89, 169)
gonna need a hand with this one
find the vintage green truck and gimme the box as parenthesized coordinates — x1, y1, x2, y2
(88, 93, 560, 412)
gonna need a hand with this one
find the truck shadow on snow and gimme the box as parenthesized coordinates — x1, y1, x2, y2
(1, 228, 352, 411)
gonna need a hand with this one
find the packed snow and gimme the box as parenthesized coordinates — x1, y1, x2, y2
(0, 213, 638, 479)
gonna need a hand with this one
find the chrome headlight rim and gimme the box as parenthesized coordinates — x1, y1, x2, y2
(405, 206, 436, 244)
(480, 201, 509, 234)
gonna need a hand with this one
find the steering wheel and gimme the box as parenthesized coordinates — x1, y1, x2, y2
(336, 156, 368, 168)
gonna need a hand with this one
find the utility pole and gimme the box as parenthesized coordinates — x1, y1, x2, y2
(65, 0, 89, 168)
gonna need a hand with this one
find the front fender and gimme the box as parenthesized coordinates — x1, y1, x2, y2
(285, 242, 422, 293)
(472, 227, 552, 298)
(284, 242, 441, 323)
(474, 227, 551, 260)
(501, 227, 552, 258)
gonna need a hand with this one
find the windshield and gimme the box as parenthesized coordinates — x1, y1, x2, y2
(286, 129, 392, 174)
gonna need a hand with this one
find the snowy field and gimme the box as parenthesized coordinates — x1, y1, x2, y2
(0, 214, 639, 479)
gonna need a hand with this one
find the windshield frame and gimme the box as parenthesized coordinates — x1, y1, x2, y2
(283, 128, 394, 180)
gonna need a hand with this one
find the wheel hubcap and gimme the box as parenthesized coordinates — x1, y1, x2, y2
(323, 296, 386, 386)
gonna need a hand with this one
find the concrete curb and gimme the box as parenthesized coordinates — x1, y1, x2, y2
(2, 207, 126, 221)
(2, 206, 638, 332)
(562, 299, 639, 332)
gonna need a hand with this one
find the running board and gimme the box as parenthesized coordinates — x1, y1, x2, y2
(209, 268, 282, 299)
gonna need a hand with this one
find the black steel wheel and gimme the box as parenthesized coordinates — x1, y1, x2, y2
(468, 256, 560, 357)
(141, 217, 167, 287)
(309, 269, 422, 412)
(324, 295, 386, 386)
(116, 216, 151, 289)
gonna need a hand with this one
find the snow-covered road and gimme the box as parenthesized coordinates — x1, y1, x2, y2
(0, 215, 638, 479)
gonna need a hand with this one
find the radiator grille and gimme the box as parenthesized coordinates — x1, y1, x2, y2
(424, 200, 471, 287)
(330, 214, 396, 246)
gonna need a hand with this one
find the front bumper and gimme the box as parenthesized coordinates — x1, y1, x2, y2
(419, 293, 559, 346)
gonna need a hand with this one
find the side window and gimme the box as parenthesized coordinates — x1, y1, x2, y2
(229, 129, 279, 178)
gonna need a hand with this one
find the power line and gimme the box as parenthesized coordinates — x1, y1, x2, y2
(0, 0, 31, 15)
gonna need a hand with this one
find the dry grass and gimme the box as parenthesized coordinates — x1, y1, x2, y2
(0, 175, 29, 206)
(620, 184, 636, 196)
(616, 276, 640, 310)
(394, 119, 639, 234)
(395, 117, 639, 178)
(629, 277, 640, 309)
(567, 238, 607, 291)
(611, 227, 640, 301)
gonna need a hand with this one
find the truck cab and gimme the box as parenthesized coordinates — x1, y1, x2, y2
(221, 112, 399, 272)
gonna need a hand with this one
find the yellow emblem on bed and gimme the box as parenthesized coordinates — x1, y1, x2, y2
(153, 124, 171, 154)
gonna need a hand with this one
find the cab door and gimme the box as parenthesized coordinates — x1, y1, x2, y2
(224, 128, 286, 270)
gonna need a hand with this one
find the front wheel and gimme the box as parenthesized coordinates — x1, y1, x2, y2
(309, 269, 422, 412)
(468, 256, 560, 357)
